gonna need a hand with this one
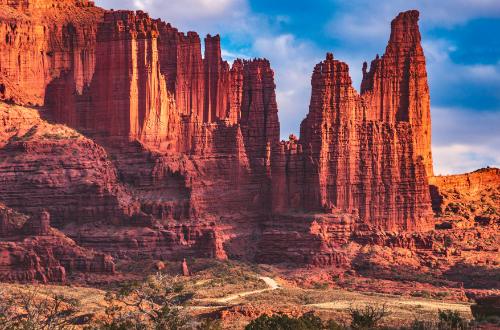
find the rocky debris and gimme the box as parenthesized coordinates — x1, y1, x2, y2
(154, 261, 165, 271)
(216, 303, 306, 327)
(430, 168, 500, 228)
(0, 204, 115, 283)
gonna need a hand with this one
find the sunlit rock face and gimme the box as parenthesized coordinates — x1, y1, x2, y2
(272, 11, 434, 232)
(0, 1, 449, 281)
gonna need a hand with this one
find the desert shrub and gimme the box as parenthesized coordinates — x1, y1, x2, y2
(95, 272, 194, 330)
(405, 319, 436, 330)
(0, 288, 81, 330)
(42, 133, 67, 140)
(196, 318, 223, 330)
(349, 304, 389, 329)
(313, 282, 330, 290)
(245, 312, 345, 330)
(411, 290, 432, 299)
(438, 310, 469, 330)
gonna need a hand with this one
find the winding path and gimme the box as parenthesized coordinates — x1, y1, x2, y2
(196, 276, 280, 304)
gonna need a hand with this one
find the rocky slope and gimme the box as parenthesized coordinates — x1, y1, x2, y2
(0, 203, 115, 283)
(429, 168, 499, 228)
(0, 0, 497, 285)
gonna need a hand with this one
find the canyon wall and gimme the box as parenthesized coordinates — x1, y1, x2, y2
(429, 168, 500, 227)
(0, 1, 443, 279)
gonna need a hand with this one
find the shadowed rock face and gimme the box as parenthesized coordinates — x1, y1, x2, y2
(2, 1, 491, 282)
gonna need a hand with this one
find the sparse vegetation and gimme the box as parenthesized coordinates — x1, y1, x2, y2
(95, 272, 194, 329)
(245, 312, 345, 330)
(0, 259, 477, 330)
(0, 288, 81, 330)
(437, 309, 469, 330)
(349, 304, 389, 329)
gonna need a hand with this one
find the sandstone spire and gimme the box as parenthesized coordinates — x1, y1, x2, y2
(273, 10, 434, 231)
(361, 10, 433, 176)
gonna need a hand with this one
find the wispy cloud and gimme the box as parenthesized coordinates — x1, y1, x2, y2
(432, 107, 500, 174)
(252, 34, 321, 138)
(96, 0, 248, 35)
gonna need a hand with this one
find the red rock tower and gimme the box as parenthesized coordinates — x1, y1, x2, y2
(361, 10, 433, 176)
(273, 10, 434, 232)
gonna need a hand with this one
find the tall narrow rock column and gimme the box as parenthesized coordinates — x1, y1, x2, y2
(361, 10, 433, 176)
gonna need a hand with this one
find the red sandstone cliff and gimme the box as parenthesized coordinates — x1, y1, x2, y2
(361, 10, 433, 177)
(0, 0, 102, 105)
(429, 168, 500, 227)
(272, 11, 434, 232)
(0, 203, 115, 283)
(3, 2, 490, 281)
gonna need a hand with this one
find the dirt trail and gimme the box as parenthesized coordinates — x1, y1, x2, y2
(308, 294, 472, 315)
(197, 276, 280, 304)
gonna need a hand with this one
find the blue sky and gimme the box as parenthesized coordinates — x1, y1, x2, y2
(95, 0, 500, 175)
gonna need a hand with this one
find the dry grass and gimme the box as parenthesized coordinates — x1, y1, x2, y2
(0, 261, 476, 329)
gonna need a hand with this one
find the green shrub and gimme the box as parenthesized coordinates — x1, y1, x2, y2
(0, 288, 81, 330)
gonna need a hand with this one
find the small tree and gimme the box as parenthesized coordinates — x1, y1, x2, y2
(0, 288, 81, 330)
(438, 310, 469, 330)
(98, 272, 194, 330)
(349, 304, 389, 329)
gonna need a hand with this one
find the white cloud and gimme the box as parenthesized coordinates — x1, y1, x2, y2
(432, 107, 500, 175)
(433, 144, 500, 175)
(252, 34, 322, 138)
(328, 0, 500, 37)
(95, 0, 248, 35)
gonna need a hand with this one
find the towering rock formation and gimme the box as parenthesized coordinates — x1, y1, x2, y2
(361, 10, 433, 177)
(272, 11, 434, 232)
(240, 59, 280, 168)
(0, 1, 440, 278)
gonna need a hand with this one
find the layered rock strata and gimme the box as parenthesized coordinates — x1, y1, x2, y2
(0, 2, 450, 277)
(0, 103, 137, 227)
(0, 204, 115, 283)
(429, 168, 500, 227)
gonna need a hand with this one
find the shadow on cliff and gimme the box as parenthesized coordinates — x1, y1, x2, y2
(351, 253, 457, 287)
(443, 263, 500, 289)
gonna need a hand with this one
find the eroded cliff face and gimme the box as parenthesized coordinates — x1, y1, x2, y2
(0, 203, 115, 283)
(272, 10, 433, 232)
(0, 103, 137, 227)
(0, 0, 102, 105)
(429, 168, 500, 228)
(361, 10, 433, 177)
(2, 1, 487, 282)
